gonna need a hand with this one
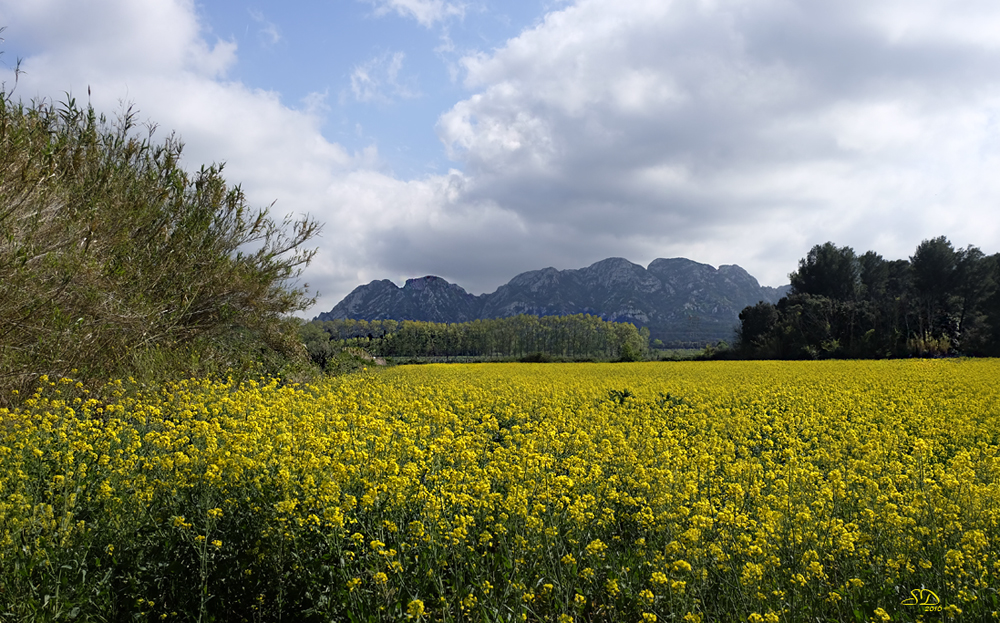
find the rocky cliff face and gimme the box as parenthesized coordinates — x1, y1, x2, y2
(321, 276, 482, 323)
(316, 258, 790, 345)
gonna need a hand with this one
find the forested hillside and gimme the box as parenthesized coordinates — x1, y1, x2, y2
(736, 238, 1000, 358)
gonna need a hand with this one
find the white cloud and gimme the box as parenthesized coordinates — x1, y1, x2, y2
(3, 0, 236, 81)
(349, 51, 420, 104)
(363, 0, 466, 28)
(249, 9, 281, 47)
(301, 89, 331, 117)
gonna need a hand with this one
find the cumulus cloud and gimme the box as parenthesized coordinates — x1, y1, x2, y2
(4, 0, 237, 82)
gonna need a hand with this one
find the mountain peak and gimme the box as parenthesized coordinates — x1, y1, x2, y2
(403, 275, 463, 292)
(317, 257, 790, 345)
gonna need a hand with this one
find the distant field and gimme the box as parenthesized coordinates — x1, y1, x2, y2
(2, 360, 998, 621)
(651, 348, 705, 360)
(383, 348, 704, 363)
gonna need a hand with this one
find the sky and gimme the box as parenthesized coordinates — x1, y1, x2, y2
(2, 0, 1000, 316)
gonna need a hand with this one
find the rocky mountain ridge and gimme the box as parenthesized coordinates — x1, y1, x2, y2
(316, 257, 790, 345)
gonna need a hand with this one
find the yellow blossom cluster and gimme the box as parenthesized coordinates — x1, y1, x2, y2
(1, 360, 998, 621)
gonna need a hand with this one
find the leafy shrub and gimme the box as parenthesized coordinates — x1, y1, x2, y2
(0, 90, 320, 402)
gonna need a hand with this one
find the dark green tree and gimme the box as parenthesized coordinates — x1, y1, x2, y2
(858, 251, 889, 301)
(909, 236, 959, 350)
(789, 242, 861, 301)
(977, 254, 1000, 356)
(952, 246, 997, 352)
(736, 301, 780, 354)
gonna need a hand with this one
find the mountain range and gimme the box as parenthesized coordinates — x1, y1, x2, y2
(316, 257, 790, 345)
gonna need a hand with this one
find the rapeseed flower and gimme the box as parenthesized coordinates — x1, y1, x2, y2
(2, 360, 998, 621)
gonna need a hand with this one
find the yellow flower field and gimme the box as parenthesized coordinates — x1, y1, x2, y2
(1, 360, 999, 621)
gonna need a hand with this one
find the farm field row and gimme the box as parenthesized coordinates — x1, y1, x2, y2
(2, 360, 998, 621)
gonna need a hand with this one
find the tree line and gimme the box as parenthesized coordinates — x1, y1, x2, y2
(736, 237, 1000, 358)
(300, 314, 651, 367)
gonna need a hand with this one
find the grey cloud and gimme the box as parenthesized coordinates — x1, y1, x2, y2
(424, 0, 1000, 294)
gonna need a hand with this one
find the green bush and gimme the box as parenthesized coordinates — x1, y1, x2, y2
(0, 88, 320, 403)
